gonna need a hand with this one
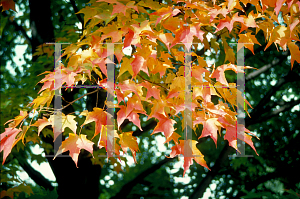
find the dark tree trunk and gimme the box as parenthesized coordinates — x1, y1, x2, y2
(29, 1, 102, 198)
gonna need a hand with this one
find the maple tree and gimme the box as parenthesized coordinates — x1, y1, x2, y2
(1, 0, 300, 198)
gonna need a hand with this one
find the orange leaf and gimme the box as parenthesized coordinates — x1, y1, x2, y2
(31, 117, 52, 136)
(81, 108, 112, 139)
(169, 140, 210, 177)
(287, 41, 300, 69)
(54, 133, 94, 168)
(238, 32, 261, 54)
(194, 118, 221, 147)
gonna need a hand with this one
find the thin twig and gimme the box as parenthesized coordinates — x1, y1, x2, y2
(59, 88, 101, 111)
(137, 74, 169, 91)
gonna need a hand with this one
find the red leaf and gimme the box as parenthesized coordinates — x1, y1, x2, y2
(0, 0, 16, 12)
(274, 0, 285, 16)
(0, 128, 22, 164)
(124, 28, 134, 48)
(224, 124, 259, 155)
(140, 81, 161, 100)
(131, 55, 149, 77)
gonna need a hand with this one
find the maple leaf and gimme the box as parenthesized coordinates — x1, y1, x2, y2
(211, 64, 252, 86)
(193, 82, 220, 103)
(32, 114, 77, 141)
(0, 0, 16, 12)
(118, 80, 143, 99)
(151, 113, 176, 139)
(131, 54, 149, 77)
(208, 5, 229, 23)
(238, 32, 261, 54)
(53, 133, 94, 168)
(123, 28, 135, 48)
(149, 6, 181, 25)
(274, 0, 285, 16)
(158, 32, 174, 51)
(171, 24, 204, 49)
(112, 1, 138, 16)
(100, 24, 123, 43)
(4, 110, 27, 128)
(169, 140, 210, 177)
(215, 13, 244, 33)
(119, 132, 139, 163)
(97, 125, 120, 158)
(0, 128, 22, 164)
(264, 25, 289, 51)
(287, 41, 300, 69)
(31, 117, 52, 136)
(81, 108, 112, 139)
(140, 81, 161, 100)
(123, 20, 153, 48)
(118, 57, 134, 78)
(224, 123, 259, 155)
(289, 18, 300, 39)
(194, 116, 222, 147)
(242, 11, 259, 29)
(91, 57, 110, 77)
(38, 66, 79, 93)
(28, 89, 54, 109)
(117, 105, 145, 131)
(148, 98, 169, 119)
(164, 131, 181, 145)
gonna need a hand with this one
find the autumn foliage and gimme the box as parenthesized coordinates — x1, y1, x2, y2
(1, 0, 300, 181)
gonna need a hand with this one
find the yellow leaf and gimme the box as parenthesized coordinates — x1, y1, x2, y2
(119, 132, 139, 163)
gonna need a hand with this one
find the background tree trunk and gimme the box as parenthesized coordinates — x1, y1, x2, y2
(29, 0, 102, 198)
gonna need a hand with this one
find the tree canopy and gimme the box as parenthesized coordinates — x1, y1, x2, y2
(1, 0, 300, 198)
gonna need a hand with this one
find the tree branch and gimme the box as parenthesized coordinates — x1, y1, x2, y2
(2, 11, 32, 46)
(189, 144, 234, 199)
(233, 172, 281, 198)
(69, 0, 84, 25)
(250, 69, 300, 117)
(110, 157, 175, 199)
(12, 150, 54, 191)
(245, 52, 287, 81)
(132, 119, 157, 137)
(247, 98, 300, 126)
